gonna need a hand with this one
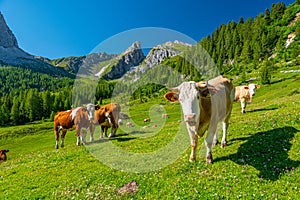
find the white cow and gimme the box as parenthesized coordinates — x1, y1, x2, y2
(164, 76, 235, 164)
(234, 83, 260, 113)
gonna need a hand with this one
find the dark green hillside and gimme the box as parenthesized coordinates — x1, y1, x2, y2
(0, 66, 74, 97)
(199, 1, 300, 76)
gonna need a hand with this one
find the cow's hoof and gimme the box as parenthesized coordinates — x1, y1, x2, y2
(206, 153, 213, 164)
(221, 141, 227, 148)
(61, 144, 64, 148)
(189, 157, 196, 162)
(55, 145, 59, 149)
(212, 140, 218, 146)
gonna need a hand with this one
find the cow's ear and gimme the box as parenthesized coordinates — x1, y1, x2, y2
(197, 81, 210, 97)
(256, 85, 260, 89)
(244, 86, 249, 89)
(95, 104, 101, 110)
(164, 92, 179, 102)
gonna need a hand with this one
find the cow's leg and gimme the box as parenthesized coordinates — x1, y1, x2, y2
(213, 129, 218, 146)
(76, 126, 81, 146)
(54, 129, 59, 149)
(100, 126, 104, 138)
(205, 124, 218, 164)
(188, 128, 198, 162)
(61, 129, 67, 148)
(241, 101, 246, 114)
(109, 125, 118, 138)
(81, 129, 87, 145)
(221, 122, 228, 148)
(105, 127, 110, 137)
(89, 124, 95, 142)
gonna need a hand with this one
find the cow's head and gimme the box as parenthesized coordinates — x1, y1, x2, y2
(85, 103, 98, 122)
(164, 81, 209, 126)
(248, 83, 260, 97)
(97, 106, 112, 126)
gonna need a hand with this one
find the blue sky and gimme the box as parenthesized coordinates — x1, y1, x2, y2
(0, 0, 296, 59)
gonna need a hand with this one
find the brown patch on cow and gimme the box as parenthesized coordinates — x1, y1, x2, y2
(117, 181, 139, 195)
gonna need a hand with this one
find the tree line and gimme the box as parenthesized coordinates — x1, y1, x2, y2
(0, 76, 116, 126)
(199, 1, 300, 76)
(0, 66, 74, 97)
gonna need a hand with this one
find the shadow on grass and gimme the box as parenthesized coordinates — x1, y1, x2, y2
(216, 126, 300, 181)
(247, 107, 278, 113)
(86, 133, 136, 144)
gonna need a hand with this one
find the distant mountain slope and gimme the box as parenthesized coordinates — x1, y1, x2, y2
(199, 1, 300, 75)
(0, 12, 73, 77)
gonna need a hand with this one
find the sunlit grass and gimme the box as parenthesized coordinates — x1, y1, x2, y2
(0, 73, 299, 199)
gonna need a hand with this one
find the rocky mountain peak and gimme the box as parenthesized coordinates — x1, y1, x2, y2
(102, 42, 145, 79)
(124, 41, 142, 54)
(0, 12, 18, 48)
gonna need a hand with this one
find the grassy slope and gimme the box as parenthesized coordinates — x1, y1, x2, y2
(0, 72, 299, 199)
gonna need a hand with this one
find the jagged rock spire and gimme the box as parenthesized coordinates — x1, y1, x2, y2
(0, 12, 18, 48)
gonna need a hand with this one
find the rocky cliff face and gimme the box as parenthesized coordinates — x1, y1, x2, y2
(0, 12, 18, 48)
(0, 12, 34, 64)
(0, 12, 72, 77)
(144, 41, 181, 68)
(102, 41, 145, 79)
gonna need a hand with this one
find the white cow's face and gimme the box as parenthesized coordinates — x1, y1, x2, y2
(86, 103, 96, 121)
(248, 84, 259, 96)
(177, 82, 201, 126)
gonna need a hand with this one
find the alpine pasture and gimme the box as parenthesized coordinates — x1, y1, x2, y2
(0, 72, 300, 199)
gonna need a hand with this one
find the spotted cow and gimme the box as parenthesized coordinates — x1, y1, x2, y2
(164, 76, 235, 163)
(53, 104, 101, 149)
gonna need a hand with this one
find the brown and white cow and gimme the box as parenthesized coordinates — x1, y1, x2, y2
(162, 114, 169, 118)
(0, 150, 9, 162)
(143, 118, 151, 123)
(53, 103, 101, 149)
(234, 83, 260, 113)
(91, 102, 121, 138)
(164, 76, 235, 164)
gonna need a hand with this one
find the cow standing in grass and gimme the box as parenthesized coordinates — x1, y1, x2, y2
(91, 102, 121, 138)
(143, 118, 151, 123)
(53, 104, 100, 149)
(0, 150, 9, 162)
(234, 83, 260, 113)
(164, 76, 234, 163)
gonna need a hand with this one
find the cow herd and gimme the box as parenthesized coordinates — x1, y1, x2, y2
(53, 76, 260, 163)
(1, 76, 260, 163)
(53, 102, 121, 149)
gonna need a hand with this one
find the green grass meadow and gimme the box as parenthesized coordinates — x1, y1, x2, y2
(0, 72, 300, 199)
